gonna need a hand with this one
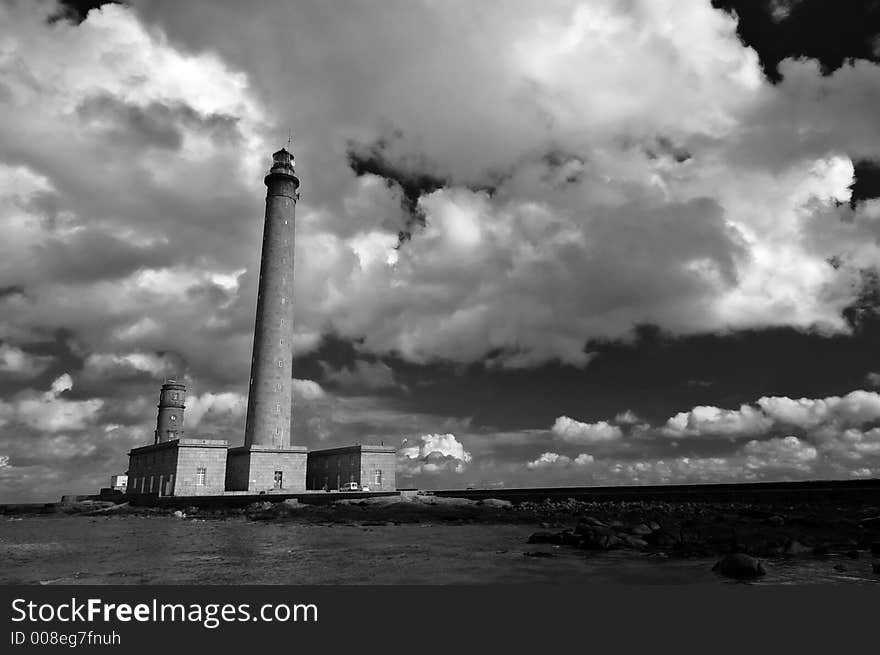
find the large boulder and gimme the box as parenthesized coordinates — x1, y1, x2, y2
(628, 523, 652, 536)
(528, 531, 562, 545)
(480, 498, 512, 509)
(782, 539, 811, 556)
(712, 553, 766, 580)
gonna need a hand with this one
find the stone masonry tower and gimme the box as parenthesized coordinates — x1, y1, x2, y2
(154, 378, 186, 444)
(244, 147, 298, 448)
(225, 147, 308, 492)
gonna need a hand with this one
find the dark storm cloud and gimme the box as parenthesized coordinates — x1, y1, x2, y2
(33, 228, 178, 283)
(346, 135, 447, 246)
(76, 93, 242, 151)
(0, 285, 25, 300)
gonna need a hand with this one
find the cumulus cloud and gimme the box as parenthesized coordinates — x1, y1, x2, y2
(0, 343, 53, 378)
(320, 359, 397, 391)
(0, 373, 102, 433)
(185, 391, 246, 428)
(399, 433, 472, 474)
(552, 416, 622, 444)
(663, 404, 773, 438)
(291, 378, 326, 401)
(743, 436, 818, 473)
(2, 1, 880, 499)
(526, 451, 594, 469)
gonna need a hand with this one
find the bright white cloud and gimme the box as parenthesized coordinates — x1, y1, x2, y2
(399, 433, 472, 475)
(663, 404, 773, 438)
(743, 436, 818, 473)
(552, 416, 622, 444)
(526, 451, 594, 469)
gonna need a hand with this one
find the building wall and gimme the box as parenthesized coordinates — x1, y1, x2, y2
(306, 449, 360, 490)
(174, 443, 228, 496)
(128, 443, 179, 496)
(128, 439, 227, 496)
(306, 446, 397, 491)
(360, 450, 397, 491)
(226, 446, 307, 493)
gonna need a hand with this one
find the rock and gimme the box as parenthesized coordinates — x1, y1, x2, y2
(528, 531, 561, 545)
(283, 498, 300, 507)
(172, 510, 185, 518)
(578, 516, 607, 528)
(622, 535, 649, 549)
(783, 539, 811, 556)
(712, 553, 767, 580)
(480, 498, 512, 509)
(645, 531, 678, 549)
(629, 524, 652, 536)
(765, 515, 785, 526)
(575, 521, 612, 537)
(648, 521, 661, 532)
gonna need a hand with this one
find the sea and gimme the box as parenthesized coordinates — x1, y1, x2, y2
(1, 515, 877, 585)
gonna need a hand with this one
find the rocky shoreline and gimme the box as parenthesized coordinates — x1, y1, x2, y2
(6, 494, 880, 579)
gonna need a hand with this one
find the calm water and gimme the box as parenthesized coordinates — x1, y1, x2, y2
(1, 516, 877, 585)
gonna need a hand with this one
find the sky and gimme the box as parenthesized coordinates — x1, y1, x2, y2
(0, 0, 879, 502)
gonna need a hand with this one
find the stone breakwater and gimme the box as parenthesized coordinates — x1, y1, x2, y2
(518, 497, 880, 579)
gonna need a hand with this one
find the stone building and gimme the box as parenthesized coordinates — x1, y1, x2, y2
(306, 445, 397, 491)
(154, 379, 185, 443)
(226, 147, 308, 492)
(123, 149, 400, 497)
(127, 379, 229, 496)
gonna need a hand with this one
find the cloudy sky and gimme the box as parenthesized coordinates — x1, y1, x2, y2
(1, 0, 879, 502)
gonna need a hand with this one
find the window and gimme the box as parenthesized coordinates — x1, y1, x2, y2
(172, 393, 178, 400)
(374, 469, 382, 487)
(196, 467, 206, 486)
(170, 414, 176, 421)
(274, 471, 283, 489)
(149, 476, 154, 493)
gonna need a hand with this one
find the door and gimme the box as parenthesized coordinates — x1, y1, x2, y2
(274, 471, 283, 489)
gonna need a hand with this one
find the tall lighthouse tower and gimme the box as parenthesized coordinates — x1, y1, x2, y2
(225, 147, 308, 492)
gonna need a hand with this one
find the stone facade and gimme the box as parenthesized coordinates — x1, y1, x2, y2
(155, 380, 186, 444)
(244, 149, 299, 449)
(128, 438, 228, 496)
(225, 445, 308, 493)
(306, 445, 397, 491)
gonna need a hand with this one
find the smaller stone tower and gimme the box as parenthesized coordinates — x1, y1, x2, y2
(154, 378, 186, 444)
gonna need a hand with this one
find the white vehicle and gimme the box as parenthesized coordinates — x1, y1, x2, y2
(360, 485, 371, 492)
(338, 482, 359, 492)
